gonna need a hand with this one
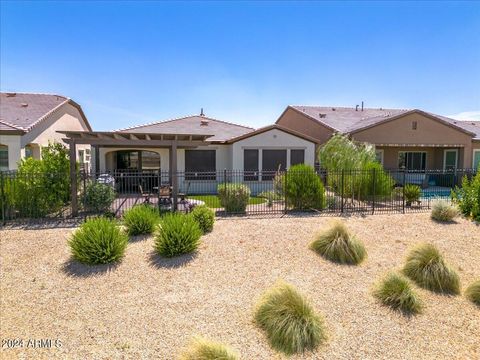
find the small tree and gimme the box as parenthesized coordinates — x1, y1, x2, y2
(452, 172, 480, 220)
(284, 164, 325, 210)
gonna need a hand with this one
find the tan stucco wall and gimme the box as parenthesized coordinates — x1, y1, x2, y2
(21, 102, 91, 162)
(352, 113, 473, 168)
(231, 128, 316, 170)
(276, 107, 334, 147)
(0, 134, 22, 170)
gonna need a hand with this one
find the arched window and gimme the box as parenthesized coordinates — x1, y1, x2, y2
(0, 144, 8, 171)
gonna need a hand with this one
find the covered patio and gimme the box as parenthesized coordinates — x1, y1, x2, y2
(58, 130, 213, 215)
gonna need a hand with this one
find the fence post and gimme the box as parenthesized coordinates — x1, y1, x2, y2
(402, 169, 406, 214)
(223, 168, 227, 215)
(341, 169, 345, 213)
(284, 170, 288, 215)
(1, 172, 5, 226)
(372, 168, 376, 215)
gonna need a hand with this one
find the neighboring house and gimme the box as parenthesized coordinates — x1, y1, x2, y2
(276, 105, 480, 170)
(0, 92, 92, 170)
(88, 114, 318, 176)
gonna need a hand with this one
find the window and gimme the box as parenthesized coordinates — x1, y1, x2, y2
(185, 150, 216, 180)
(290, 149, 305, 166)
(398, 152, 426, 170)
(79, 150, 85, 163)
(443, 149, 457, 171)
(375, 149, 384, 165)
(473, 150, 480, 170)
(116, 150, 139, 171)
(244, 149, 259, 181)
(25, 145, 33, 159)
(262, 149, 287, 180)
(141, 151, 160, 170)
(412, 121, 417, 130)
(0, 145, 8, 171)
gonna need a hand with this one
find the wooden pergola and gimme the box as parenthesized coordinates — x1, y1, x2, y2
(58, 130, 213, 216)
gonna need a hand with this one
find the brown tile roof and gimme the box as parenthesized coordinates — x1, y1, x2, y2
(288, 105, 477, 137)
(446, 120, 480, 140)
(117, 115, 254, 142)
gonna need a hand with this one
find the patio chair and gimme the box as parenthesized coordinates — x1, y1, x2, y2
(138, 185, 151, 204)
(158, 185, 172, 205)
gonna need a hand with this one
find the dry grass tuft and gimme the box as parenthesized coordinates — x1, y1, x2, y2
(403, 243, 460, 294)
(254, 280, 327, 355)
(465, 279, 480, 306)
(310, 220, 366, 265)
(430, 200, 459, 222)
(179, 336, 239, 360)
(373, 272, 423, 314)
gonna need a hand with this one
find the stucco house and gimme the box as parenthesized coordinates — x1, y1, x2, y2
(276, 105, 480, 171)
(0, 92, 92, 170)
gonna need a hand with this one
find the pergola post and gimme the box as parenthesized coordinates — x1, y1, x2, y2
(69, 139, 78, 217)
(171, 140, 178, 211)
(93, 145, 100, 174)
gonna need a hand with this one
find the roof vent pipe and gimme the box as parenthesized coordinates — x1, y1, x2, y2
(355, 105, 359, 111)
(200, 108, 205, 116)
(361, 101, 364, 111)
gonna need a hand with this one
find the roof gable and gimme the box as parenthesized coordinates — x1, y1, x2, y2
(117, 115, 254, 142)
(226, 124, 319, 144)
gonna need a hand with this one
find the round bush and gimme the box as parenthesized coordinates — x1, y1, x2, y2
(123, 204, 160, 236)
(284, 164, 326, 210)
(190, 205, 215, 233)
(69, 217, 128, 265)
(465, 279, 480, 306)
(373, 272, 423, 314)
(430, 199, 459, 222)
(403, 243, 460, 294)
(254, 281, 327, 355)
(217, 183, 251, 213)
(180, 337, 239, 360)
(84, 181, 116, 213)
(154, 213, 202, 257)
(310, 220, 366, 265)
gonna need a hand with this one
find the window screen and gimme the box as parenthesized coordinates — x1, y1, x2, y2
(398, 152, 426, 170)
(0, 145, 8, 171)
(262, 149, 287, 180)
(244, 149, 259, 181)
(185, 150, 216, 180)
(290, 149, 305, 166)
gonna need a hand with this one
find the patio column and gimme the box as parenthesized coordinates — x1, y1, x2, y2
(93, 145, 100, 174)
(171, 140, 178, 211)
(69, 139, 78, 217)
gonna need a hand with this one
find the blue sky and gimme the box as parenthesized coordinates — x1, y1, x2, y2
(1, 1, 479, 130)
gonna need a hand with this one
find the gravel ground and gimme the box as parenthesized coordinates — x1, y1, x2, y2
(1, 213, 479, 360)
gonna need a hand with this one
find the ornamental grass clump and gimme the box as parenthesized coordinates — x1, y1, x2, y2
(430, 199, 459, 222)
(310, 220, 366, 265)
(465, 279, 480, 306)
(123, 204, 160, 236)
(69, 217, 128, 265)
(190, 205, 215, 233)
(403, 243, 460, 294)
(254, 281, 327, 355)
(179, 337, 239, 360)
(373, 272, 423, 314)
(154, 213, 202, 257)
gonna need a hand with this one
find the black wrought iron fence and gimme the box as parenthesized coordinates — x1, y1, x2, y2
(1, 168, 476, 224)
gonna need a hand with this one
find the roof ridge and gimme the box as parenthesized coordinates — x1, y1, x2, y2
(0, 119, 24, 131)
(115, 114, 254, 132)
(291, 104, 412, 111)
(25, 98, 70, 131)
(0, 91, 68, 99)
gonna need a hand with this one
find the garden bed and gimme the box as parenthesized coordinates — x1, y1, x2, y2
(0, 213, 479, 359)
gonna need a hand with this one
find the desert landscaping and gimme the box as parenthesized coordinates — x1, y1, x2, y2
(1, 212, 479, 360)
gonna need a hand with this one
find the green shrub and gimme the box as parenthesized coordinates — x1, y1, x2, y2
(254, 281, 327, 355)
(180, 337, 239, 360)
(69, 217, 128, 265)
(258, 190, 283, 207)
(284, 164, 326, 210)
(123, 204, 160, 236)
(373, 272, 423, 314)
(217, 183, 251, 213)
(430, 199, 458, 222)
(404, 184, 421, 205)
(83, 181, 116, 213)
(154, 213, 202, 257)
(465, 279, 480, 305)
(191, 205, 215, 233)
(452, 172, 480, 220)
(403, 243, 460, 294)
(310, 220, 366, 265)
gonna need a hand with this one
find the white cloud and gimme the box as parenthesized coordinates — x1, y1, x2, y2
(446, 110, 480, 122)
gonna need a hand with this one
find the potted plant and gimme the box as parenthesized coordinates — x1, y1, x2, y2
(404, 184, 421, 207)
